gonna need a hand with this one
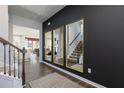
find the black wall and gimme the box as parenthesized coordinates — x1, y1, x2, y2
(43, 5, 124, 88)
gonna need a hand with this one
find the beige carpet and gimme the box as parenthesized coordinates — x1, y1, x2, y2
(29, 73, 83, 88)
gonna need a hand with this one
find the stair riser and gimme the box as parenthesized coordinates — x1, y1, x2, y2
(71, 53, 80, 56)
(67, 59, 77, 63)
(68, 41, 83, 62)
(69, 56, 79, 59)
(73, 51, 81, 53)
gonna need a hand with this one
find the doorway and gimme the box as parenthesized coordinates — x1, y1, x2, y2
(13, 25, 40, 63)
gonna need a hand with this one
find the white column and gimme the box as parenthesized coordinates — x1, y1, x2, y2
(0, 5, 8, 40)
(0, 5, 8, 63)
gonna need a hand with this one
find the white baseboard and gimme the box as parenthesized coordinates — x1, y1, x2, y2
(42, 61, 106, 88)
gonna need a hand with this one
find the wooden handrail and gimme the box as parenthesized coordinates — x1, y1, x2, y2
(0, 37, 26, 86)
(0, 37, 23, 52)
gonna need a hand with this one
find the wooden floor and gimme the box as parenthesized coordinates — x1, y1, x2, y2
(25, 62, 96, 88)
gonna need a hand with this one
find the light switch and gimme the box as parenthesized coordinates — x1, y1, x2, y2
(88, 68, 92, 74)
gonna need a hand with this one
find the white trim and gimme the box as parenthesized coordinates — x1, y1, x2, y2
(0, 73, 23, 88)
(0, 72, 22, 81)
(42, 61, 106, 88)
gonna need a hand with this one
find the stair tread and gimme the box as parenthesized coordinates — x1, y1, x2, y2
(69, 41, 83, 61)
(72, 52, 80, 54)
(73, 51, 82, 53)
(67, 58, 77, 61)
(70, 56, 78, 58)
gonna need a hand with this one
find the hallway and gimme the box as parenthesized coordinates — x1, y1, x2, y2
(25, 62, 95, 88)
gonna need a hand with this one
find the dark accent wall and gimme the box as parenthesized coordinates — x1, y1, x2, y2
(43, 5, 124, 88)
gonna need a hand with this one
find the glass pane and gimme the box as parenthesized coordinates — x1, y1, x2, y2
(66, 19, 84, 73)
(44, 31, 52, 62)
(53, 27, 64, 66)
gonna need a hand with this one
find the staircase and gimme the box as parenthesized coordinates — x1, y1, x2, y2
(67, 41, 83, 63)
(0, 37, 26, 87)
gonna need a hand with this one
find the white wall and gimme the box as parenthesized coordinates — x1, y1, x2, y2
(0, 5, 8, 40)
(0, 5, 8, 63)
(9, 21, 13, 43)
(68, 22, 81, 44)
(9, 14, 43, 62)
(9, 14, 41, 30)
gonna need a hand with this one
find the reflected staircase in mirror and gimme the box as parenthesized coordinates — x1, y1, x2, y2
(67, 41, 83, 65)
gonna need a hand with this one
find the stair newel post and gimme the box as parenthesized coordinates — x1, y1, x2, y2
(77, 43, 81, 64)
(77, 53, 79, 64)
(22, 47, 26, 86)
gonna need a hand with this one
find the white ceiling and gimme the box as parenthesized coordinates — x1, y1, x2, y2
(9, 5, 65, 22)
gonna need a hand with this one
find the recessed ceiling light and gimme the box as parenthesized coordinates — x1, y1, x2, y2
(48, 22, 51, 26)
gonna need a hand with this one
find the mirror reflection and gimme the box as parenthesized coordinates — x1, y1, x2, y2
(44, 31, 52, 61)
(66, 19, 84, 73)
(53, 27, 64, 66)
